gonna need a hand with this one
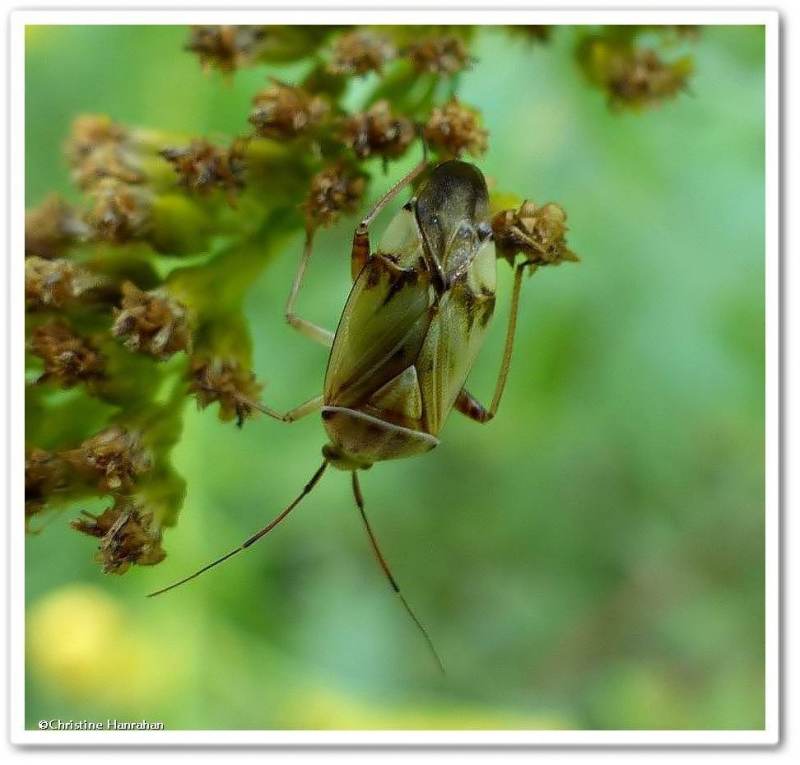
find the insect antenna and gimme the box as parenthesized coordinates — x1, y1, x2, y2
(350, 471, 446, 674)
(147, 460, 329, 597)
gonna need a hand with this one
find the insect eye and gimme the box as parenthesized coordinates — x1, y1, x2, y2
(477, 222, 492, 241)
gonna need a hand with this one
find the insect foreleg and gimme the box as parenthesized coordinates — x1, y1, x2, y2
(350, 472, 445, 674)
(350, 158, 429, 281)
(358, 158, 429, 231)
(147, 460, 329, 597)
(457, 263, 537, 423)
(285, 228, 335, 348)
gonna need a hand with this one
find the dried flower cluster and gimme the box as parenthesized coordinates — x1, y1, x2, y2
(25, 195, 88, 259)
(30, 321, 105, 389)
(111, 282, 192, 360)
(304, 164, 367, 228)
(85, 178, 154, 243)
(25, 448, 70, 519)
(72, 498, 165, 574)
(161, 139, 247, 201)
(189, 356, 265, 427)
(186, 25, 269, 73)
(423, 99, 488, 158)
(341, 100, 416, 160)
(327, 30, 395, 76)
(406, 35, 472, 75)
(67, 114, 145, 189)
(25, 257, 100, 309)
(492, 201, 579, 267)
(249, 80, 330, 141)
(578, 28, 696, 110)
(62, 425, 152, 493)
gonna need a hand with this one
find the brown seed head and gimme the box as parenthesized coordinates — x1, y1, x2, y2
(327, 30, 395, 76)
(161, 139, 246, 200)
(66, 115, 144, 189)
(62, 425, 152, 494)
(25, 257, 100, 309)
(607, 48, 692, 108)
(186, 25, 268, 73)
(406, 35, 472, 75)
(340, 100, 416, 160)
(580, 37, 693, 109)
(304, 163, 367, 228)
(85, 179, 153, 243)
(25, 195, 89, 259)
(30, 321, 105, 389)
(25, 448, 70, 518)
(249, 79, 330, 141)
(111, 281, 192, 360)
(423, 99, 488, 158)
(491, 201, 579, 266)
(189, 356, 265, 427)
(71, 497, 165, 574)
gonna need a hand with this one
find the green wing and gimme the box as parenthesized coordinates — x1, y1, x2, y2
(324, 253, 434, 410)
(416, 239, 497, 435)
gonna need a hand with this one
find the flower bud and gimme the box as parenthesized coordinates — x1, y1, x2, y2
(423, 99, 488, 158)
(491, 201, 579, 266)
(71, 497, 165, 574)
(327, 30, 395, 76)
(340, 100, 416, 160)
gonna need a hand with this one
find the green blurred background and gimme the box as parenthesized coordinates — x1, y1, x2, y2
(25, 25, 765, 730)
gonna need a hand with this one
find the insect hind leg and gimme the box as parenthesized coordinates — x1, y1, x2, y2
(350, 471, 445, 674)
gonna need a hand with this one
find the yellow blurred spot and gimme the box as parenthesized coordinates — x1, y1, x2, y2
(24, 26, 60, 51)
(489, 191, 523, 215)
(27, 584, 184, 706)
(286, 686, 573, 730)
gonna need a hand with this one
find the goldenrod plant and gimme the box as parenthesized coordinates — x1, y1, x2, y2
(25, 24, 696, 575)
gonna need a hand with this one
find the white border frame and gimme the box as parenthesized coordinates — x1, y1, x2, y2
(7, 7, 780, 747)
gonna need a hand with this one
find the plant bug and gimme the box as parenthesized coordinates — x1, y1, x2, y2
(150, 159, 575, 672)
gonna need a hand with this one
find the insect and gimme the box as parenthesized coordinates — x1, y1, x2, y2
(150, 159, 567, 671)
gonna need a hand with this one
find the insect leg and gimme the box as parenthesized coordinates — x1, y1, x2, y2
(350, 158, 429, 281)
(248, 394, 324, 423)
(456, 263, 537, 423)
(285, 227, 335, 348)
(454, 387, 492, 423)
(147, 460, 329, 597)
(358, 157, 429, 231)
(351, 472, 445, 674)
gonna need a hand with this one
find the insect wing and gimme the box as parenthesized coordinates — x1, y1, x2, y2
(416, 238, 496, 435)
(325, 211, 435, 409)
